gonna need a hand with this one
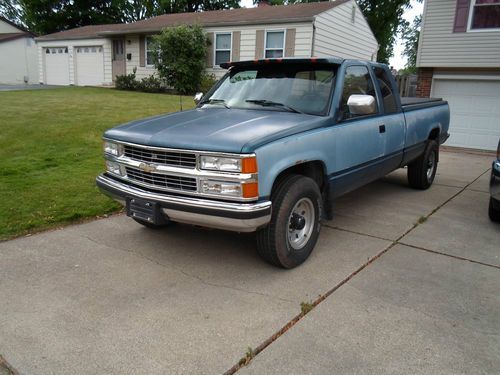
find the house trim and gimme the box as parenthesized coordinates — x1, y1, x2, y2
(213, 31, 233, 69)
(263, 28, 286, 59)
(467, 0, 500, 32)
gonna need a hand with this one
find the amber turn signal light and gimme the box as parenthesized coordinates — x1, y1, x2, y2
(241, 157, 258, 173)
(242, 182, 259, 198)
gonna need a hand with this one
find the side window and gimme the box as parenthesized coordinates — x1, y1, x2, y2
(374, 67, 398, 114)
(340, 65, 377, 120)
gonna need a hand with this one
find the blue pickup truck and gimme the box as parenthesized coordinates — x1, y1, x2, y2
(97, 57, 450, 268)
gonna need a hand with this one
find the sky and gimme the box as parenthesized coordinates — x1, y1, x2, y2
(239, 0, 424, 70)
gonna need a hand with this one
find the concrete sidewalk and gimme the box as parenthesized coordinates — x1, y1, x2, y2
(0, 149, 498, 374)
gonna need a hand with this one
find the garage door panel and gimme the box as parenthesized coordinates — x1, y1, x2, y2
(433, 79, 500, 151)
(44, 47, 69, 85)
(75, 46, 104, 86)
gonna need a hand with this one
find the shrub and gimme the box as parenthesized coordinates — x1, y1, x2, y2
(199, 73, 218, 94)
(115, 69, 138, 91)
(153, 25, 208, 95)
(137, 75, 166, 93)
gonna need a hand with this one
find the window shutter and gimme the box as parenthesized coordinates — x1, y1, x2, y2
(285, 28, 296, 57)
(255, 30, 264, 59)
(454, 0, 471, 32)
(232, 31, 241, 62)
(139, 36, 145, 67)
(206, 32, 214, 68)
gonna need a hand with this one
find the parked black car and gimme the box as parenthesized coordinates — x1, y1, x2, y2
(489, 139, 500, 222)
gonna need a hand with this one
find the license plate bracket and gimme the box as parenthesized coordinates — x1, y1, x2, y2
(126, 197, 167, 225)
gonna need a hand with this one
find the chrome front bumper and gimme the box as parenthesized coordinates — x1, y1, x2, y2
(96, 174, 272, 232)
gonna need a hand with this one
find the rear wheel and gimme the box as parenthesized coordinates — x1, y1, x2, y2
(408, 140, 438, 190)
(256, 174, 322, 269)
(489, 198, 500, 222)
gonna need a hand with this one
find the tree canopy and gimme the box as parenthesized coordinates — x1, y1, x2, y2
(0, 0, 240, 35)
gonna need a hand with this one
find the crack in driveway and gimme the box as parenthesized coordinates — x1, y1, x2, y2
(223, 166, 493, 374)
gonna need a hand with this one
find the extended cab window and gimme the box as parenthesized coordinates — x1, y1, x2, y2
(202, 64, 336, 116)
(374, 67, 398, 114)
(340, 66, 377, 120)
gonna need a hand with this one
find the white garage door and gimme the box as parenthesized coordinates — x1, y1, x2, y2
(44, 47, 69, 85)
(433, 78, 500, 151)
(75, 46, 104, 86)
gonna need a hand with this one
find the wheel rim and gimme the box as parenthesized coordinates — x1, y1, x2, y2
(426, 151, 436, 182)
(287, 198, 315, 250)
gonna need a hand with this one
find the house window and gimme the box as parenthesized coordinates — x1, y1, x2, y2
(470, 0, 500, 29)
(215, 33, 232, 66)
(265, 31, 284, 58)
(146, 37, 156, 66)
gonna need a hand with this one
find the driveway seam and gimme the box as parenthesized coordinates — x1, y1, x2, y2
(81, 235, 296, 304)
(399, 242, 500, 270)
(224, 167, 492, 374)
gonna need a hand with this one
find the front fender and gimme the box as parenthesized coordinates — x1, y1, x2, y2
(256, 135, 329, 199)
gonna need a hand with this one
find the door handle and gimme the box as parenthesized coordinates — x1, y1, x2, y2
(379, 124, 386, 133)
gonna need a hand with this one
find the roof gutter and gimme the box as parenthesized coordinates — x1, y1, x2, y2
(95, 17, 315, 36)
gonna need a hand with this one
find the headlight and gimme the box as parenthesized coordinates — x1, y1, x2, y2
(200, 155, 257, 173)
(104, 141, 122, 156)
(201, 179, 258, 198)
(201, 180, 242, 196)
(200, 156, 241, 172)
(105, 160, 123, 176)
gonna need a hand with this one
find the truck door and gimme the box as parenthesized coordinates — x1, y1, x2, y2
(329, 64, 385, 197)
(372, 66, 405, 170)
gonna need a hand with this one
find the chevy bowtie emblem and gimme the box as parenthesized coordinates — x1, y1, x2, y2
(138, 162, 156, 173)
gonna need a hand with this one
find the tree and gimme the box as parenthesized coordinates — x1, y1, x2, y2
(153, 24, 208, 95)
(0, 0, 23, 26)
(1, 0, 240, 35)
(356, 0, 421, 64)
(6, 0, 128, 35)
(400, 14, 421, 73)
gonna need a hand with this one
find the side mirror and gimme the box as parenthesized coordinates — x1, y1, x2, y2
(194, 92, 203, 105)
(347, 94, 376, 115)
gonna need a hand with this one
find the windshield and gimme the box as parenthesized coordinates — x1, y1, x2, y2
(202, 64, 337, 116)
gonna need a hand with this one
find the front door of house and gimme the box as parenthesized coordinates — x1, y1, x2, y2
(112, 39, 125, 81)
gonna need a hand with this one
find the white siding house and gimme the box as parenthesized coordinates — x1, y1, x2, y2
(416, 0, 500, 151)
(0, 17, 38, 84)
(36, 1, 378, 86)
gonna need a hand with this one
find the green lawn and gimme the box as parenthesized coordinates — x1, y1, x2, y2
(0, 87, 194, 240)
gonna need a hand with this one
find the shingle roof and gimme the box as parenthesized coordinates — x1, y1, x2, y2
(37, 1, 350, 41)
(0, 32, 33, 43)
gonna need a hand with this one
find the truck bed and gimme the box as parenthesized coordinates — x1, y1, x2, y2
(401, 97, 447, 112)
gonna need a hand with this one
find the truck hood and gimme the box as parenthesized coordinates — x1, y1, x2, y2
(104, 107, 327, 153)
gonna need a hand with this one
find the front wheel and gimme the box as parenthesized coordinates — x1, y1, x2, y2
(256, 174, 322, 269)
(408, 140, 438, 190)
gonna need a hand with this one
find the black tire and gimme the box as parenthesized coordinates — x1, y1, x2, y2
(489, 198, 500, 222)
(256, 174, 322, 269)
(133, 218, 175, 229)
(408, 140, 438, 190)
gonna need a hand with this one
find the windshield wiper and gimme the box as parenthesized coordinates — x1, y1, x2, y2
(200, 98, 231, 109)
(245, 99, 303, 114)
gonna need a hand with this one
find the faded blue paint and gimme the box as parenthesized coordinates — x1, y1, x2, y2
(102, 58, 450, 201)
(104, 107, 326, 154)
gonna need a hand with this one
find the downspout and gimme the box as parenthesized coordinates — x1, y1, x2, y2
(311, 18, 316, 57)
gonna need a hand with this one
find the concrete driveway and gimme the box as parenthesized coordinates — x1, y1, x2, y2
(0, 149, 498, 374)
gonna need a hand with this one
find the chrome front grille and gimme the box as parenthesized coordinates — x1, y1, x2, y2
(125, 167, 197, 192)
(124, 145, 196, 169)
